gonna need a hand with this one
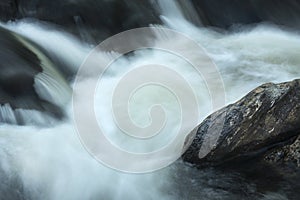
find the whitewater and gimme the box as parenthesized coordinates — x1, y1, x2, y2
(0, 0, 300, 199)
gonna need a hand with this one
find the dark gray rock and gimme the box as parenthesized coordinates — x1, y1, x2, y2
(264, 135, 300, 167)
(3, 0, 300, 39)
(182, 79, 300, 167)
(191, 0, 300, 29)
(3, 0, 300, 42)
(0, 0, 18, 21)
(10, 0, 161, 43)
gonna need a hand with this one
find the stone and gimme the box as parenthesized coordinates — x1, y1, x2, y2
(182, 79, 300, 167)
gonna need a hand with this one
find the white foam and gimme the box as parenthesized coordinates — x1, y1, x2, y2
(0, 3, 299, 199)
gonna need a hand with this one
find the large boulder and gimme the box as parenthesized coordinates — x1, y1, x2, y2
(182, 79, 300, 167)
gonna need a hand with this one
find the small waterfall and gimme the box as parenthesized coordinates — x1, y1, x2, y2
(157, 0, 186, 21)
(0, 23, 72, 126)
(0, 103, 56, 126)
(14, 109, 57, 125)
(156, 0, 202, 27)
(34, 70, 71, 108)
(156, 0, 202, 34)
(73, 15, 95, 44)
(0, 104, 17, 124)
(14, 33, 72, 107)
(1, 20, 91, 74)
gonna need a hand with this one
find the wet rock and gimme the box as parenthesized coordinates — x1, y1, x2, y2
(182, 79, 300, 167)
(264, 135, 300, 167)
(191, 0, 300, 29)
(3, 0, 300, 38)
(0, 0, 18, 21)
(12, 0, 161, 43)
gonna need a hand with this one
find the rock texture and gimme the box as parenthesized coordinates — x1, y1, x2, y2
(182, 79, 300, 167)
(264, 135, 300, 167)
(191, 0, 300, 29)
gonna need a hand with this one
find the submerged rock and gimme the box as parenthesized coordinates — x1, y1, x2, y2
(182, 79, 300, 167)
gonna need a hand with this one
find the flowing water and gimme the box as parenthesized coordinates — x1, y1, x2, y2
(0, 1, 300, 200)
